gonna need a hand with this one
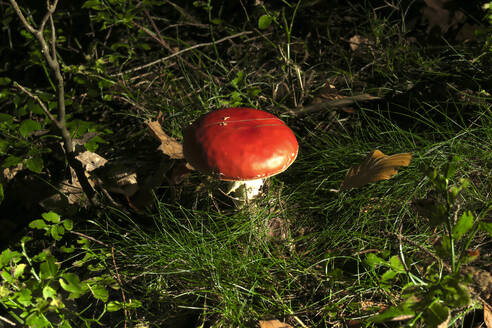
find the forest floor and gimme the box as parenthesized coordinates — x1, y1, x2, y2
(1, 1, 491, 327)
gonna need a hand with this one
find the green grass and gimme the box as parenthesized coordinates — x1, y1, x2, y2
(90, 102, 491, 326)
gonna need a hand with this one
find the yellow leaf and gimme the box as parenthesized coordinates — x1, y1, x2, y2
(259, 319, 293, 328)
(340, 150, 412, 190)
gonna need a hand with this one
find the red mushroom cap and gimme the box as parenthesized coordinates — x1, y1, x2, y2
(183, 107, 298, 181)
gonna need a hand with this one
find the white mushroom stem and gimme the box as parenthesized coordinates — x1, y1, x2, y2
(226, 178, 264, 200)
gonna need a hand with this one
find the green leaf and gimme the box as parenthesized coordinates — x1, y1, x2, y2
(0, 139, 9, 155)
(0, 285, 10, 297)
(0, 77, 11, 86)
(440, 275, 470, 307)
(59, 273, 87, 299)
(59, 320, 73, 328)
(42, 211, 61, 223)
(107, 301, 123, 312)
(415, 199, 448, 228)
(0, 113, 13, 123)
(89, 283, 108, 302)
(364, 253, 386, 268)
(29, 219, 48, 230)
(452, 211, 474, 240)
(25, 156, 44, 173)
(0, 183, 3, 205)
(62, 219, 73, 231)
(434, 236, 452, 258)
(125, 299, 142, 309)
(19, 119, 41, 138)
(423, 302, 449, 327)
(258, 14, 273, 30)
(60, 245, 75, 253)
(16, 288, 32, 306)
(448, 185, 461, 204)
(2, 155, 22, 168)
(73, 252, 95, 267)
(480, 221, 492, 236)
(50, 224, 64, 241)
(0, 249, 22, 267)
(82, 0, 103, 9)
(25, 312, 50, 328)
(370, 295, 418, 323)
(1, 270, 14, 284)
(231, 71, 244, 88)
(32, 249, 49, 262)
(13, 263, 26, 279)
(28, 102, 44, 115)
(42, 285, 57, 300)
(389, 255, 404, 273)
(40, 256, 59, 280)
(444, 156, 460, 179)
(381, 269, 398, 282)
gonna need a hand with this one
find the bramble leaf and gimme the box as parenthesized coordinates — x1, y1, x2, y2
(59, 273, 87, 299)
(40, 256, 59, 280)
(42, 211, 61, 223)
(19, 119, 41, 138)
(452, 211, 474, 240)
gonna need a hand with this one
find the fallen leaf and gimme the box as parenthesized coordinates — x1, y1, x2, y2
(485, 302, 492, 328)
(259, 319, 293, 328)
(146, 120, 184, 159)
(340, 150, 412, 190)
(2, 163, 23, 182)
(75, 149, 108, 172)
(348, 34, 372, 51)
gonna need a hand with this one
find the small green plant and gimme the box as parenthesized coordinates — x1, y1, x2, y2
(367, 156, 492, 327)
(0, 211, 140, 327)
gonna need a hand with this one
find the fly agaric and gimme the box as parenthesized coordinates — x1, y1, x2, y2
(183, 107, 298, 201)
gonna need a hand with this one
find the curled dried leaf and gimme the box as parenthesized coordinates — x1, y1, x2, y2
(146, 120, 183, 159)
(340, 150, 412, 190)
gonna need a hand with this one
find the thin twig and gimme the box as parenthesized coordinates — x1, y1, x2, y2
(143, 8, 167, 47)
(112, 31, 252, 77)
(0, 315, 16, 326)
(13, 82, 61, 129)
(291, 94, 381, 116)
(69, 231, 126, 257)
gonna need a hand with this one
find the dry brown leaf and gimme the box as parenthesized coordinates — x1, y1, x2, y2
(340, 150, 412, 190)
(349, 34, 372, 51)
(485, 302, 492, 328)
(146, 120, 184, 159)
(259, 319, 293, 328)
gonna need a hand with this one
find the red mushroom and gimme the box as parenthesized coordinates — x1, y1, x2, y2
(183, 107, 298, 201)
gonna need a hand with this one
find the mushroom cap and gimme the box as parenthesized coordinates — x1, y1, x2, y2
(183, 107, 298, 181)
